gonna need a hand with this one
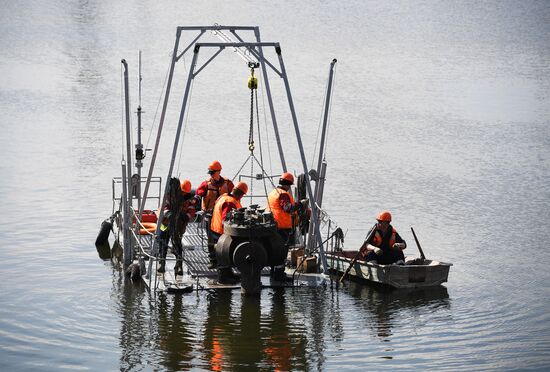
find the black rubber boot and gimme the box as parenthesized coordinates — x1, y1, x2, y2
(227, 269, 241, 281)
(157, 260, 166, 274)
(174, 260, 183, 276)
(217, 267, 238, 285)
(207, 244, 217, 269)
(272, 267, 293, 283)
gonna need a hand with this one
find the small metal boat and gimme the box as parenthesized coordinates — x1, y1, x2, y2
(327, 251, 452, 288)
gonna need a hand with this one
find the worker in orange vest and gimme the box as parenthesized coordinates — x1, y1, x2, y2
(266, 172, 308, 282)
(210, 181, 248, 284)
(196, 160, 235, 269)
(360, 211, 407, 265)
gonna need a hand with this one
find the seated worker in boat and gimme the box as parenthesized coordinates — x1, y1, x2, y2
(266, 172, 308, 282)
(157, 178, 197, 275)
(196, 160, 235, 269)
(210, 181, 248, 284)
(360, 211, 407, 265)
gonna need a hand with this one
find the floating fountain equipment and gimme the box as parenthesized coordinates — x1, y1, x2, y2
(215, 205, 286, 295)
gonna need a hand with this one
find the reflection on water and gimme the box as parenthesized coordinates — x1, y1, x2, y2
(1, 0, 550, 369)
(112, 270, 451, 371)
(346, 281, 450, 343)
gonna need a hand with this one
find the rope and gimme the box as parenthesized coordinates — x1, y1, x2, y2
(176, 78, 194, 178)
(258, 69, 273, 176)
(255, 89, 270, 198)
(145, 52, 172, 153)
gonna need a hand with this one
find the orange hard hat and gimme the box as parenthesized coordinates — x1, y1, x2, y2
(208, 160, 222, 172)
(180, 179, 192, 193)
(234, 181, 248, 195)
(279, 172, 294, 185)
(377, 211, 392, 222)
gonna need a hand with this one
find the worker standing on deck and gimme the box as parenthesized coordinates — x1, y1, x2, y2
(360, 211, 407, 265)
(196, 160, 235, 269)
(157, 179, 196, 275)
(173, 179, 197, 275)
(210, 181, 248, 284)
(266, 172, 308, 282)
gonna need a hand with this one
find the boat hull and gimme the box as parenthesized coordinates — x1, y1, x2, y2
(327, 251, 451, 288)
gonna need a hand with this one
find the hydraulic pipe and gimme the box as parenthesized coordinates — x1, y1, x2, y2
(121, 60, 133, 211)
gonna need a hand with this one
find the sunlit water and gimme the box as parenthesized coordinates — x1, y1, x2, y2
(1, 1, 549, 370)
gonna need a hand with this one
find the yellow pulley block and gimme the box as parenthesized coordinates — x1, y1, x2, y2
(248, 75, 258, 90)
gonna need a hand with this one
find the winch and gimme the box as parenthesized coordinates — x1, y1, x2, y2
(215, 205, 286, 294)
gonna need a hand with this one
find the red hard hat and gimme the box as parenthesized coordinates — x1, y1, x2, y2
(234, 181, 248, 195)
(279, 172, 294, 185)
(180, 179, 191, 193)
(208, 160, 222, 172)
(377, 211, 392, 222)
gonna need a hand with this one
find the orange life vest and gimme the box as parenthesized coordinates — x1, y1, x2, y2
(210, 193, 242, 234)
(373, 227, 397, 248)
(267, 188, 295, 229)
(202, 177, 231, 212)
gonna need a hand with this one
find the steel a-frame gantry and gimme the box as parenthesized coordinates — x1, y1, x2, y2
(140, 26, 329, 275)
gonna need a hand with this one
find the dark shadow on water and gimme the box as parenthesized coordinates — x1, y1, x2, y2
(345, 280, 451, 342)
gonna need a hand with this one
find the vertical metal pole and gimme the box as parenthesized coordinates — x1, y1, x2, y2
(136, 50, 143, 210)
(275, 45, 328, 273)
(313, 59, 337, 206)
(308, 59, 337, 253)
(121, 161, 132, 266)
(139, 29, 182, 221)
(254, 28, 287, 171)
(121, 60, 133, 212)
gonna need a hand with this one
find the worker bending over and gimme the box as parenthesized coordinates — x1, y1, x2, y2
(210, 181, 248, 284)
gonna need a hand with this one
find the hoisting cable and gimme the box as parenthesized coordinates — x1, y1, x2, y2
(258, 68, 274, 177)
(176, 78, 195, 178)
(248, 64, 258, 196)
(145, 52, 173, 156)
(255, 86, 270, 198)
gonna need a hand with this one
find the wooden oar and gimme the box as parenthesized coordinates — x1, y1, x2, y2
(410, 227, 426, 261)
(339, 224, 377, 283)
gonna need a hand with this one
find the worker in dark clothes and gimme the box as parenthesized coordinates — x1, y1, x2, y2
(360, 211, 406, 265)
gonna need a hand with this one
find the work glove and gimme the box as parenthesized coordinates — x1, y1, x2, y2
(392, 243, 406, 250)
(366, 244, 382, 256)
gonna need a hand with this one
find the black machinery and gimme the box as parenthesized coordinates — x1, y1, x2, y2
(215, 205, 286, 294)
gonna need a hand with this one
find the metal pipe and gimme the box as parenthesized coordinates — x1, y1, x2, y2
(121, 160, 132, 266)
(308, 59, 337, 253)
(121, 60, 133, 211)
(136, 50, 143, 209)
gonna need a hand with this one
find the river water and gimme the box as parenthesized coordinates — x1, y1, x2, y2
(1, 1, 549, 371)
